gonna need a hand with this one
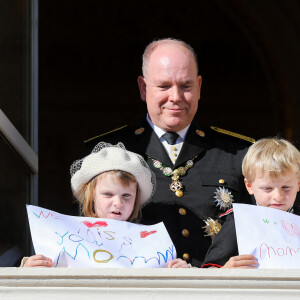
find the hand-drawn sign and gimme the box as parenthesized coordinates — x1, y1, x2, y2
(233, 204, 300, 269)
(26, 205, 176, 268)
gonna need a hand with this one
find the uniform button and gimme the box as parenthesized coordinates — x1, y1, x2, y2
(182, 229, 189, 237)
(183, 253, 190, 261)
(173, 147, 177, 151)
(174, 153, 178, 157)
(219, 179, 225, 184)
(175, 190, 183, 197)
(196, 129, 205, 137)
(179, 208, 186, 215)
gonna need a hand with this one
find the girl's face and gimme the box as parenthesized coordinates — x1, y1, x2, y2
(94, 173, 137, 221)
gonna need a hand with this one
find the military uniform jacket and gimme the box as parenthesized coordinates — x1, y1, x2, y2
(203, 206, 300, 267)
(85, 119, 253, 267)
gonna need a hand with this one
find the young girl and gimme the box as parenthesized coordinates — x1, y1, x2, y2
(23, 142, 189, 268)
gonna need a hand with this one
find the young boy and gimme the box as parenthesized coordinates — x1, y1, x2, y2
(202, 138, 300, 268)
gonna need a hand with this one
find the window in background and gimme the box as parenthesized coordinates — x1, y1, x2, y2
(0, 0, 38, 266)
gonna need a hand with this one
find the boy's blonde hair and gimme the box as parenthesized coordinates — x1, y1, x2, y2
(242, 138, 300, 182)
(76, 170, 141, 222)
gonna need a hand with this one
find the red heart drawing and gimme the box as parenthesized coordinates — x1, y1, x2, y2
(140, 230, 157, 238)
(292, 223, 300, 235)
(281, 220, 300, 236)
(82, 220, 108, 228)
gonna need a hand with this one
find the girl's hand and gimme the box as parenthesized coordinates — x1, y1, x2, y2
(222, 254, 258, 268)
(23, 255, 54, 267)
(168, 258, 191, 268)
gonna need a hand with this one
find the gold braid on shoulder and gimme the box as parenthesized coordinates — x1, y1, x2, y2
(84, 125, 128, 143)
(210, 126, 255, 144)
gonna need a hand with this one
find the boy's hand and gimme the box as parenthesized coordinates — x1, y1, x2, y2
(168, 258, 191, 268)
(23, 255, 54, 267)
(222, 254, 258, 268)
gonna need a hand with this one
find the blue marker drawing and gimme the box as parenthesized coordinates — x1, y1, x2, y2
(119, 237, 133, 252)
(55, 243, 90, 267)
(117, 245, 175, 265)
(55, 231, 69, 245)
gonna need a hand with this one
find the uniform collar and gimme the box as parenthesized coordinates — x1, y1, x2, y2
(135, 118, 207, 168)
(136, 119, 209, 168)
(174, 122, 207, 167)
(146, 114, 190, 142)
(135, 120, 174, 166)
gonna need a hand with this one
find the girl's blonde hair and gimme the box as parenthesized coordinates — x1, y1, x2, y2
(75, 170, 141, 222)
(242, 138, 300, 182)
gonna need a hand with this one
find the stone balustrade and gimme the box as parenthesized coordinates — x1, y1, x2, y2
(1, 268, 300, 299)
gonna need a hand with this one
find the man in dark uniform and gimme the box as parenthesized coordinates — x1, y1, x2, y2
(85, 38, 254, 267)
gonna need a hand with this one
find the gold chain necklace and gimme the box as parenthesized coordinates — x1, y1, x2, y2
(148, 156, 197, 197)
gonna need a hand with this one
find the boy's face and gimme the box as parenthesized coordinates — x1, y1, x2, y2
(94, 173, 137, 221)
(245, 170, 300, 211)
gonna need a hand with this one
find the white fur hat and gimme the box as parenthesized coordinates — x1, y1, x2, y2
(70, 142, 155, 206)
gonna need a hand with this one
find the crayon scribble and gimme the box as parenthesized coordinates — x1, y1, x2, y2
(260, 242, 300, 259)
(69, 234, 85, 243)
(93, 249, 114, 263)
(79, 229, 103, 246)
(55, 231, 69, 245)
(82, 220, 108, 228)
(33, 210, 59, 219)
(281, 220, 300, 236)
(56, 230, 103, 247)
(140, 230, 157, 238)
(117, 245, 175, 265)
(55, 243, 90, 267)
(103, 231, 116, 240)
(119, 237, 132, 251)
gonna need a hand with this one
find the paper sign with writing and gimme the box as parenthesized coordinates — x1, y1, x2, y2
(233, 203, 300, 269)
(26, 205, 176, 268)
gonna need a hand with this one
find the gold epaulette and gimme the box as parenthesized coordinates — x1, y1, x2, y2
(210, 126, 255, 144)
(84, 125, 128, 143)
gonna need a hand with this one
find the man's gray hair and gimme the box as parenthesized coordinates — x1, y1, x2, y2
(142, 38, 198, 78)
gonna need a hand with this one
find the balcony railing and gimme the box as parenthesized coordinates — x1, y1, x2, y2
(1, 268, 300, 299)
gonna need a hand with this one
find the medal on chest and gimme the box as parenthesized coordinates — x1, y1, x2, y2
(149, 156, 197, 197)
(214, 186, 234, 210)
(202, 217, 222, 241)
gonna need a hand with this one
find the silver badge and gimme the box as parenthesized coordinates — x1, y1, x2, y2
(214, 186, 234, 210)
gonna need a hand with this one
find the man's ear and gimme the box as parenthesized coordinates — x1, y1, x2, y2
(244, 178, 254, 195)
(197, 75, 202, 100)
(137, 76, 146, 101)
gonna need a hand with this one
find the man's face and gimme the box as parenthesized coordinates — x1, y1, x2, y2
(138, 44, 202, 132)
(245, 170, 300, 211)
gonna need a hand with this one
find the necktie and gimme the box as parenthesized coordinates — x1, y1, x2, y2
(162, 132, 179, 145)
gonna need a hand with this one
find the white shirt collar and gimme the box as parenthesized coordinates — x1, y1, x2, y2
(146, 114, 190, 141)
